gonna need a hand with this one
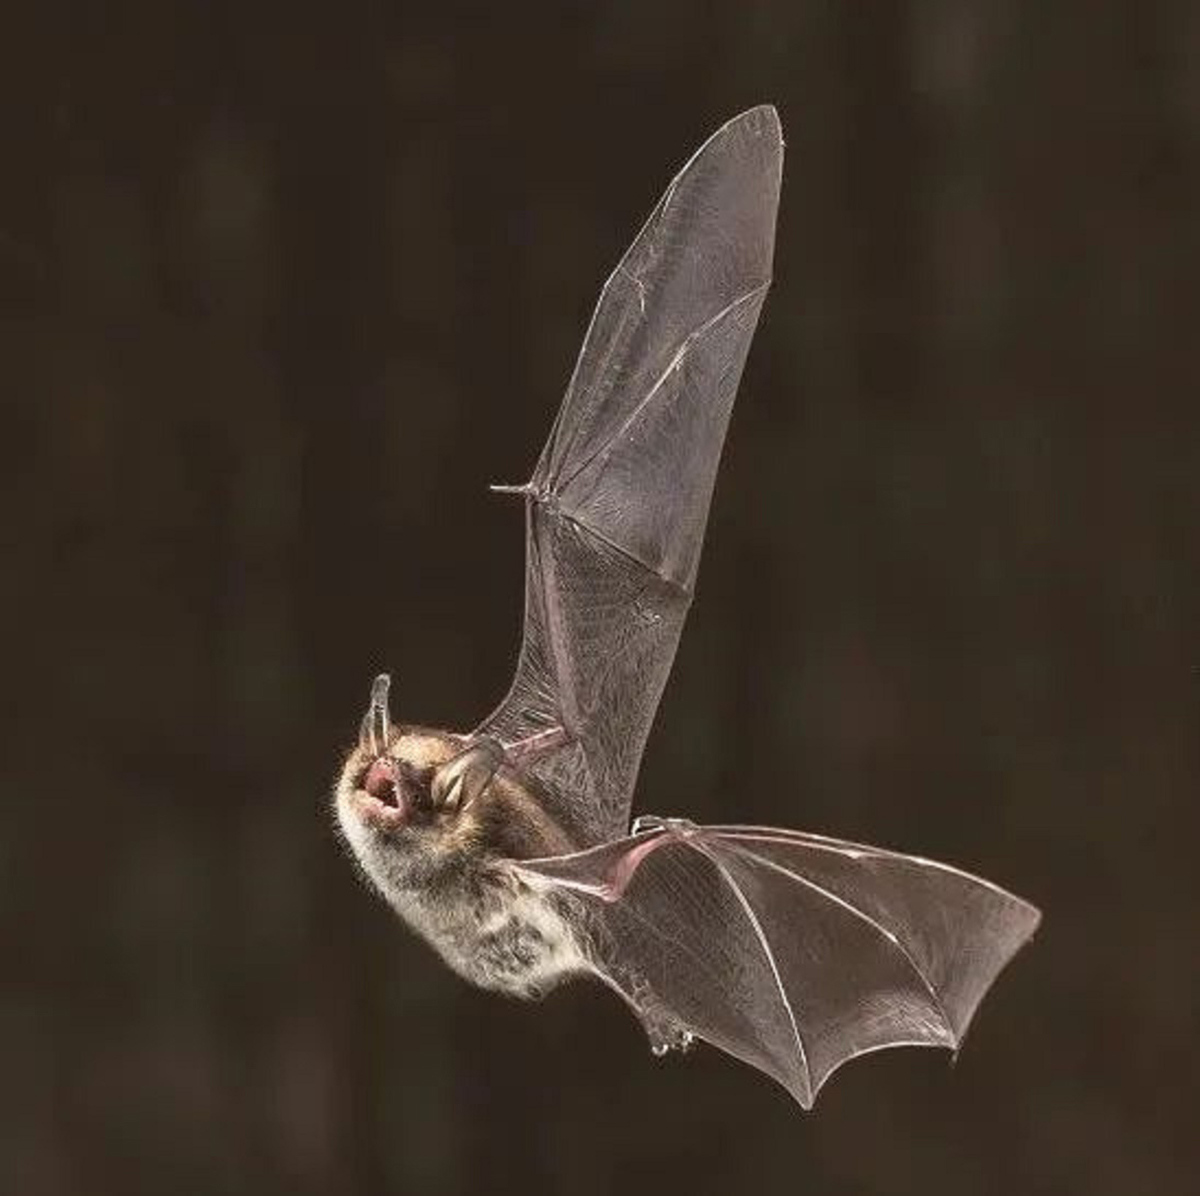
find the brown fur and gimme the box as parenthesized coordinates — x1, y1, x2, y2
(333, 723, 587, 996)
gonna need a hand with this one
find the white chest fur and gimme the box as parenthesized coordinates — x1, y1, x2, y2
(389, 871, 587, 998)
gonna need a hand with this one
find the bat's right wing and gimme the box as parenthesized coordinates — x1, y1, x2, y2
(515, 821, 1040, 1109)
(476, 107, 783, 845)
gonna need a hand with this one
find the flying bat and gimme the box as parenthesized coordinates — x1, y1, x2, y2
(333, 105, 1040, 1108)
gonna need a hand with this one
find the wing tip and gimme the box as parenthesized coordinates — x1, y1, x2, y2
(789, 1082, 816, 1111)
(941, 890, 1042, 1045)
(721, 103, 783, 145)
(673, 105, 783, 196)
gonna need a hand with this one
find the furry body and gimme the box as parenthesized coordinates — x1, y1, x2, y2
(334, 727, 587, 997)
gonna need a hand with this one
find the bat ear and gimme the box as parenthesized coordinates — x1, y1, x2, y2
(359, 673, 392, 755)
(431, 738, 504, 811)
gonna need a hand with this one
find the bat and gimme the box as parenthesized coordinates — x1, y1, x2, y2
(333, 105, 1041, 1108)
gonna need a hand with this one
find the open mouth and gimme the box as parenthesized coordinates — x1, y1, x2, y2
(352, 756, 411, 827)
(363, 757, 401, 805)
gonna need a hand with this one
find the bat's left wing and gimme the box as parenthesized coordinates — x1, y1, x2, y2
(475, 107, 783, 845)
(515, 821, 1040, 1108)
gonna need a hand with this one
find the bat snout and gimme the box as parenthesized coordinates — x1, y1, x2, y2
(364, 757, 404, 807)
(347, 755, 416, 829)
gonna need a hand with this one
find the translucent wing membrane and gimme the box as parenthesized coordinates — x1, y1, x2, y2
(517, 823, 1040, 1108)
(478, 108, 1038, 1106)
(477, 107, 783, 844)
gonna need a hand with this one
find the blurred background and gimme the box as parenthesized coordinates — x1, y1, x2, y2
(3, 3, 1197, 1194)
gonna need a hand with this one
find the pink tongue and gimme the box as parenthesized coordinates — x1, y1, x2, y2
(364, 758, 400, 806)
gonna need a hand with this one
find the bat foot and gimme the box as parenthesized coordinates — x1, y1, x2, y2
(648, 1022, 696, 1058)
(619, 970, 696, 1057)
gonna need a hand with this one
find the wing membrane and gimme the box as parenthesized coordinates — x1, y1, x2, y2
(478, 107, 783, 842)
(516, 823, 1040, 1107)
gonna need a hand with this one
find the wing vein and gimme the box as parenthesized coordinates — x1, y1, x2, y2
(532, 510, 582, 737)
(544, 506, 692, 598)
(713, 827, 1041, 911)
(726, 844, 955, 1040)
(696, 840, 811, 1099)
(555, 281, 770, 498)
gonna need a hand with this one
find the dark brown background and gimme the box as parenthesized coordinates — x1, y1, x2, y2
(3, 3, 1197, 1194)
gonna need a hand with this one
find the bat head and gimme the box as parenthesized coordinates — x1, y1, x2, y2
(334, 727, 473, 890)
(333, 675, 494, 894)
(333, 675, 568, 904)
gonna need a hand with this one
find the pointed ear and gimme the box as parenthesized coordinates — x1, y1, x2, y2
(359, 673, 392, 755)
(431, 739, 504, 811)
